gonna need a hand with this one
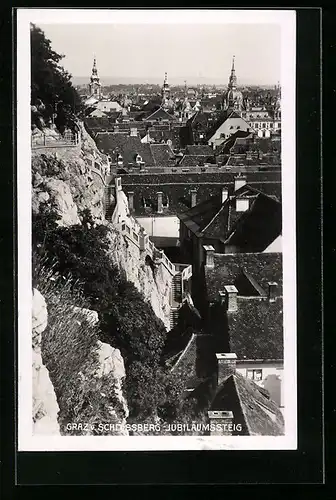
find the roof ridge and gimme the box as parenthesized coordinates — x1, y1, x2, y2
(241, 268, 267, 296)
(202, 198, 228, 234)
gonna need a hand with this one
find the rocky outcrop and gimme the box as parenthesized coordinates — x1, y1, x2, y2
(69, 306, 129, 434)
(32, 288, 60, 435)
(93, 340, 129, 424)
(35, 177, 81, 227)
(31, 122, 107, 224)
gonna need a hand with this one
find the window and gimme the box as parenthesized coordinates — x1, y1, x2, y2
(246, 369, 262, 381)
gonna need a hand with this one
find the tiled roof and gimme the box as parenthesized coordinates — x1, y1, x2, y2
(144, 107, 177, 122)
(204, 252, 283, 303)
(119, 172, 282, 216)
(179, 155, 217, 167)
(95, 132, 155, 166)
(85, 116, 119, 132)
(150, 144, 176, 167)
(179, 184, 281, 244)
(227, 297, 283, 360)
(186, 144, 214, 155)
(224, 187, 282, 250)
(211, 373, 284, 435)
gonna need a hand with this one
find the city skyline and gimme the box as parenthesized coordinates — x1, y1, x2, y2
(38, 23, 281, 86)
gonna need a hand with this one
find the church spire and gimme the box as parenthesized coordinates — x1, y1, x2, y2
(228, 55, 237, 89)
(91, 55, 100, 82)
(89, 54, 102, 99)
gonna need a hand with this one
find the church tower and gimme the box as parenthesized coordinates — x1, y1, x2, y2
(89, 57, 102, 99)
(162, 72, 170, 100)
(161, 72, 174, 111)
(228, 55, 238, 90)
(224, 56, 243, 113)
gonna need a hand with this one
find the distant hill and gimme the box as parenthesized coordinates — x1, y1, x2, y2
(71, 75, 277, 88)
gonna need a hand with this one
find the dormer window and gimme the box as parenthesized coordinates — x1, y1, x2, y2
(135, 154, 142, 165)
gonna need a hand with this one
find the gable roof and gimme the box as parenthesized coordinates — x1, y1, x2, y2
(144, 106, 176, 122)
(179, 183, 281, 243)
(211, 373, 284, 435)
(224, 186, 282, 251)
(204, 252, 283, 303)
(227, 110, 244, 120)
(95, 132, 155, 166)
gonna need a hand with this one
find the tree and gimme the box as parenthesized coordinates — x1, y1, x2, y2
(31, 24, 83, 131)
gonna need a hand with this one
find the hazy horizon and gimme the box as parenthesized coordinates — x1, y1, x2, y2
(38, 23, 281, 87)
(71, 75, 277, 87)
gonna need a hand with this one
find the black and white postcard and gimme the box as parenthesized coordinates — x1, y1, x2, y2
(17, 8, 297, 451)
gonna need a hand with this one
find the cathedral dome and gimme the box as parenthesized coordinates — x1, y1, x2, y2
(226, 88, 243, 104)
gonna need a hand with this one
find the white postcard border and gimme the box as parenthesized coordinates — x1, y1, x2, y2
(17, 8, 297, 451)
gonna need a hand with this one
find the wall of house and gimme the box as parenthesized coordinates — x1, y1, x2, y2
(208, 117, 251, 147)
(236, 361, 284, 408)
(135, 215, 180, 238)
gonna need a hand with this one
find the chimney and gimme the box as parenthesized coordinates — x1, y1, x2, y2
(117, 154, 123, 166)
(157, 191, 163, 213)
(223, 285, 238, 312)
(130, 127, 138, 137)
(203, 245, 215, 268)
(235, 197, 249, 212)
(115, 177, 122, 192)
(139, 227, 149, 251)
(208, 410, 234, 436)
(128, 191, 134, 211)
(268, 281, 278, 302)
(216, 353, 237, 386)
(191, 188, 197, 207)
(234, 175, 247, 192)
(221, 187, 228, 204)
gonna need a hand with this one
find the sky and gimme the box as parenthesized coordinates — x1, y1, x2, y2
(38, 23, 281, 86)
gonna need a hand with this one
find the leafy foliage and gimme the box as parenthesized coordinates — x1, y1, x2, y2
(31, 23, 83, 131)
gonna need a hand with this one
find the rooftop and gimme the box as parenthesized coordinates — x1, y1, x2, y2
(179, 184, 282, 246)
(228, 297, 283, 360)
(120, 173, 282, 216)
(204, 252, 283, 303)
(211, 373, 284, 435)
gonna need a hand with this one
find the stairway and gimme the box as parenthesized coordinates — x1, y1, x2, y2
(171, 272, 182, 304)
(103, 184, 114, 220)
(169, 308, 180, 330)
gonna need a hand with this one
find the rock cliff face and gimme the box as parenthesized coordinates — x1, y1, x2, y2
(32, 288, 60, 435)
(32, 123, 107, 224)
